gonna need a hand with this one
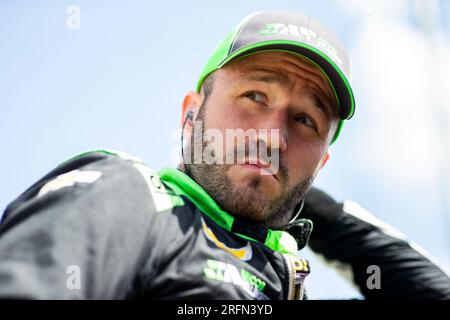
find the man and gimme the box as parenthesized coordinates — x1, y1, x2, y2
(0, 11, 449, 299)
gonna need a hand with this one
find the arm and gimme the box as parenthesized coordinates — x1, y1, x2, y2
(302, 187, 450, 299)
(0, 151, 158, 299)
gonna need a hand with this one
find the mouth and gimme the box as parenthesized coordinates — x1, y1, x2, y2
(239, 159, 278, 180)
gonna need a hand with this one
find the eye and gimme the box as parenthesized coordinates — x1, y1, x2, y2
(244, 91, 266, 103)
(295, 115, 317, 130)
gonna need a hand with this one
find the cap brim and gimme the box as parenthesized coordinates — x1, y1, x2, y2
(218, 40, 355, 120)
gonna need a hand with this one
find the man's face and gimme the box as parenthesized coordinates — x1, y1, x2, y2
(185, 51, 339, 228)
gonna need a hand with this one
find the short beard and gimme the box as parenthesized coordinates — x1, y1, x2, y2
(184, 100, 315, 229)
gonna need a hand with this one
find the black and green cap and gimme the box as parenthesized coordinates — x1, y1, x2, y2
(196, 11, 356, 143)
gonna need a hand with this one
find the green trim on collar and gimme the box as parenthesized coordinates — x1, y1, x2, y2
(158, 167, 298, 256)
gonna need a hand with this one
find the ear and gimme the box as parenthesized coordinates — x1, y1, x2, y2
(319, 151, 330, 170)
(181, 91, 203, 127)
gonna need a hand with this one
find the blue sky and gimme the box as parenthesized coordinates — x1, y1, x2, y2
(1, 0, 449, 299)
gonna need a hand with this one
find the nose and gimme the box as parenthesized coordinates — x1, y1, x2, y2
(257, 109, 288, 154)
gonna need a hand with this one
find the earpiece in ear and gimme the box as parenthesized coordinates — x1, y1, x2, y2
(186, 110, 194, 121)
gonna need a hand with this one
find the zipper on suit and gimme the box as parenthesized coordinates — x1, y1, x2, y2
(283, 254, 311, 300)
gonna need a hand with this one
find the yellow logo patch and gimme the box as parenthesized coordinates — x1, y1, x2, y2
(201, 219, 253, 261)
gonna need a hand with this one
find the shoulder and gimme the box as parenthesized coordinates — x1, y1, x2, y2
(41, 149, 153, 198)
(2, 149, 180, 224)
(57, 149, 146, 172)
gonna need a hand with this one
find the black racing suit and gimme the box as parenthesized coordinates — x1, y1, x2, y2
(0, 150, 449, 299)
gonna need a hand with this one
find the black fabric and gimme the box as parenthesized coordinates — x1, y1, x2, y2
(282, 219, 313, 251)
(1, 152, 449, 299)
(231, 217, 268, 243)
(0, 152, 288, 299)
(301, 187, 450, 300)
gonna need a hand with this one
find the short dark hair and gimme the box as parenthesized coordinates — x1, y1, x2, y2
(195, 73, 216, 121)
(201, 73, 215, 101)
